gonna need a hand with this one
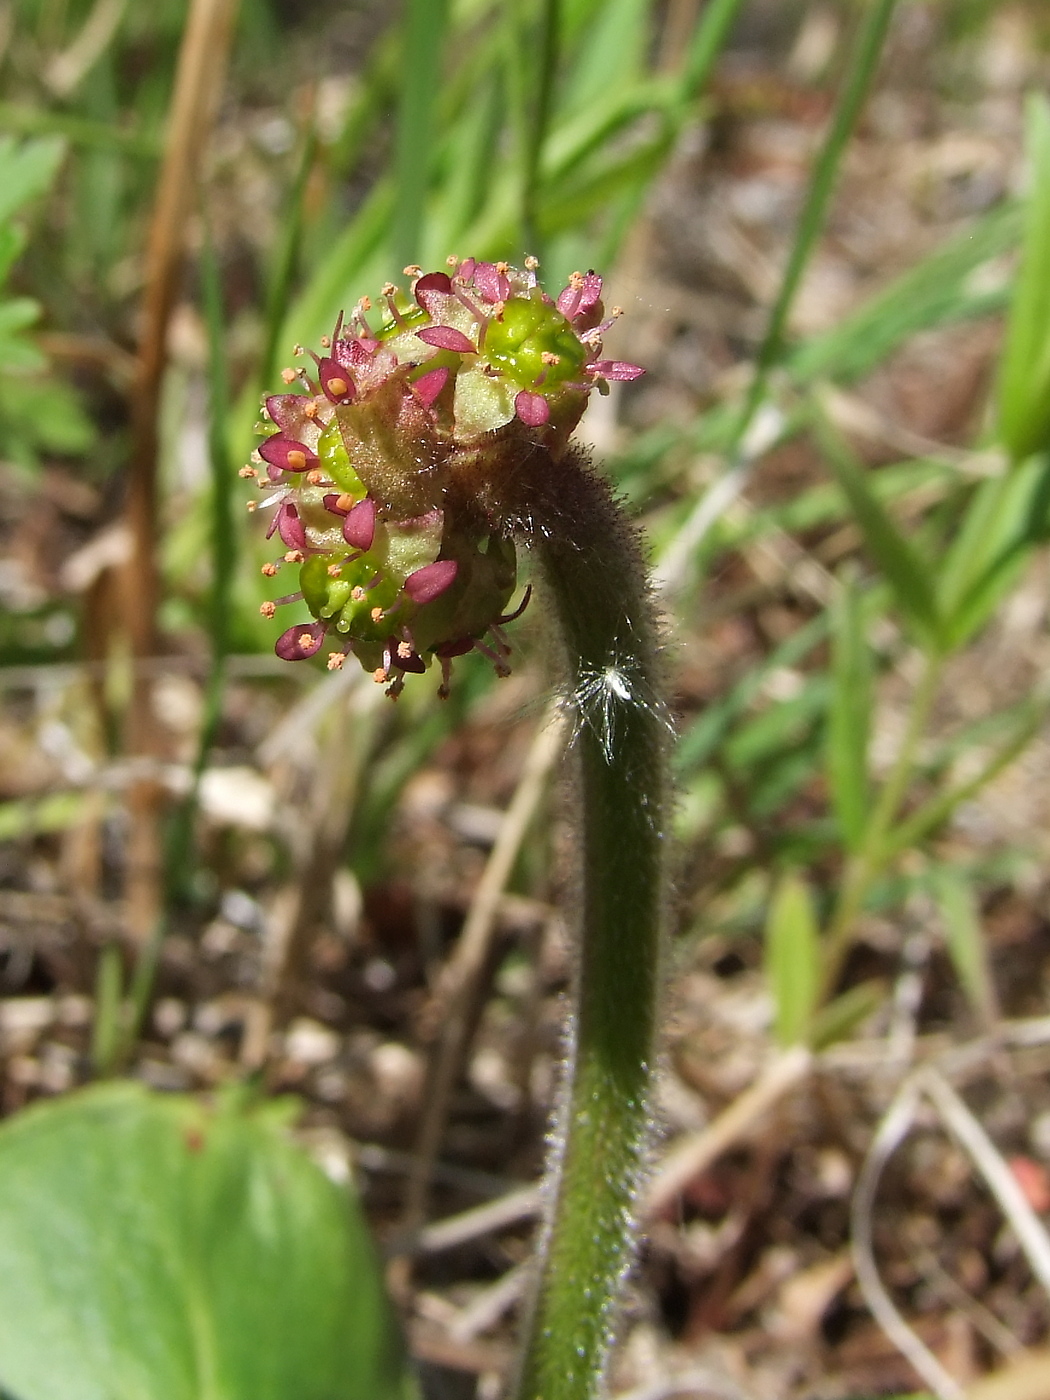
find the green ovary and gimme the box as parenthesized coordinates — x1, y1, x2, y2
(317, 420, 365, 495)
(483, 296, 586, 391)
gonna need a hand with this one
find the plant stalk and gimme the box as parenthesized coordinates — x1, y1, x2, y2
(509, 448, 667, 1400)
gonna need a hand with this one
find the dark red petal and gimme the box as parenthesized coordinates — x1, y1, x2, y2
(277, 502, 307, 550)
(411, 365, 449, 408)
(473, 262, 510, 303)
(591, 359, 645, 381)
(514, 390, 550, 426)
(434, 636, 474, 658)
(416, 326, 476, 354)
(393, 649, 426, 673)
(275, 622, 326, 661)
(317, 357, 356, 404)
(342, 496, 376, 552)
(414, 270, 453, 317)
(457, 257, 476, 282)
(258, 435, 318, 473)
(404, 559, 458, 604)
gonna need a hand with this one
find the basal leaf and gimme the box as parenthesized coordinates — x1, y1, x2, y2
(0, 1083, 415, 1400)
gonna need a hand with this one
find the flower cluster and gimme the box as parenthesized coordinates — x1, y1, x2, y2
(246, 257, 643, 696)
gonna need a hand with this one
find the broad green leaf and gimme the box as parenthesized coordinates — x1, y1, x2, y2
(933, 867, 998, 1028)
(998, 95, 1050, 463)
(0, 135, 65, 228)
(816, 422, 943, 648)
(0, 1083, 415, 1400)
(764, 874, 821, 1046)
(826, 580, 872, 852)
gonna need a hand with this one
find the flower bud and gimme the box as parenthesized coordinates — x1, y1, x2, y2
(251, 258, 643, 695)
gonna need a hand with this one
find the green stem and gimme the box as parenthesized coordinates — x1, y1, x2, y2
(821, 648, 943, 996)
(510, 450, 667, 1400)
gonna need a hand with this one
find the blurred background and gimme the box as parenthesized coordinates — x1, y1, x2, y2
(3, 1, 1050, 1396)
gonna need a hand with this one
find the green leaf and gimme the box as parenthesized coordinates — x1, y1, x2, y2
(811, 978, 887, 1049)
(826, 580, 873, 852)
(0, 1083, 415, 1400)
(998, 94, 1050, 463)
(0, 135, 66, 228)
(816, 420, 943, 648)
(791, 201, 1020, 387)
(765, 873, 821, 1045)
(932, 867, 998, 1027)
(938, 455, 1050, 648)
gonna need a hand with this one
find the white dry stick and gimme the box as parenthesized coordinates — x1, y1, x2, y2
(919, 1068, 1050, 1298)
(644, 1044, 813, 1218)
(851, 1075, 965, 1400)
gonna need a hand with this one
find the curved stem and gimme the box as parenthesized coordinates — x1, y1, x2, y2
(510, 449, 668, 1400)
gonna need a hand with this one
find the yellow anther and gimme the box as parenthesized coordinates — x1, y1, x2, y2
(238, 465, 257, 478)
(306, 469, 323, 485)
(261, 562, 279, 577)
(370, 606, 384, 623)
(281, 367, 297, 384)
(286, 449, 307, 471)
(246, 500, 258, 513)
(327, 563, 342, 577)
(284, 550, 304, 563)
(403, 264, 422, 278)
(259, 601, 276, 618)
(327, 653, 345, 671)
(327, 376, 349, 397)
(541, 351, 561, 365)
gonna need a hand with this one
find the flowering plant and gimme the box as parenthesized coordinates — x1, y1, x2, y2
(247, 257, 641, 696)
(249, 258, 663, 1400)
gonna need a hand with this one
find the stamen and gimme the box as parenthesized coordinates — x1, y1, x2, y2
(280, 368, 298, 384)
(283, 550, 304, 563)
(260, 601, 276, 618)
(246, 500, 258, 513)
(239, 466, 257, 478)
(327, 563, 343, 578)
(320, 335, 331, 348)
(286, 449, 307, 471)
(307, 469, 323, 485)
(327, 652, 345, 671)
(261, 562, 279, 577)
(403, 264, 423, 278)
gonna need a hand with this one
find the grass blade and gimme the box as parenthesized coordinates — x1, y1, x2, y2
(765, 873, 821, 1046)
(391, 0, 451, 271)
(998, 94, 1050, 463)
(827, 578, 873, 853)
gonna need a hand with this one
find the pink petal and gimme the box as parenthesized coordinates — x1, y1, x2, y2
(514, 390, 550, 426)
(413, 271, 453, 316)
(404, 559, 459, 604)
(457, 257, 476, 282)
(591, 359, 645, 381)
(411, 365, 449, 408)
(276, 502, 307, 550)
(556, 285, 582, 318)
(578, 272, 603, 312)
(342, 496, 377, 552)
(473, 261, 511, 303)
(258, 435, 318, 473)
(317, 357, 356, 404)
(416, 326, 476, 354)
(265, 393, 310, 431)
(275, 622, 326, 661)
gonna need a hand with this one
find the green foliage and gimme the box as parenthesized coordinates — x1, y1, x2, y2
(0, 1083, 414, 1400)
(826, 580, 873, 853)
(765, 873, 821, 1045)
(998, 94, 1050, 463)
(0, 135, 94, 471)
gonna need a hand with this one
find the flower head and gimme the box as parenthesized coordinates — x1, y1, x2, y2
(250, 258, 643, 696)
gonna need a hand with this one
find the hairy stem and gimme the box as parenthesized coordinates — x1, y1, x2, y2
(510, 449, 667, 1400)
